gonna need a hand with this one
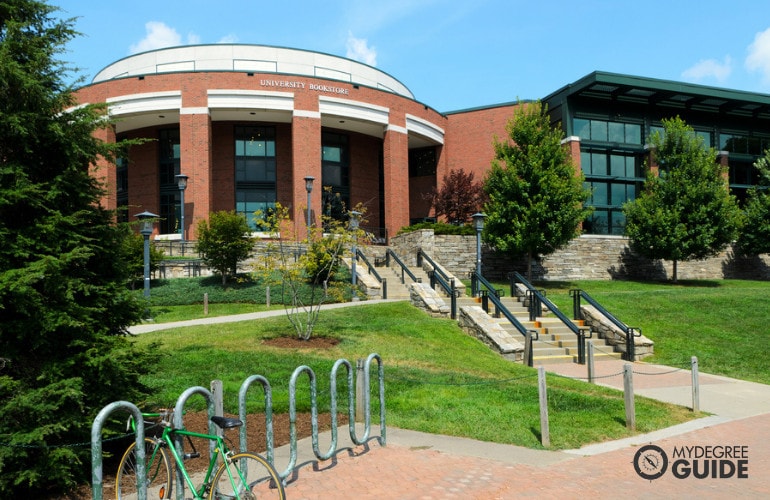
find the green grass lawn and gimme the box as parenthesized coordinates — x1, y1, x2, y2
(130, 277, 769, 450)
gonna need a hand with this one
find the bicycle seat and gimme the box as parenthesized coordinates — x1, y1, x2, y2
(211, 416, 244, 429)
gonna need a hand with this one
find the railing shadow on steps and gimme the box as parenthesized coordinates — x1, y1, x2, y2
(510, 272, 591, 365)
(416, 249, 458, 319)
(471, 270, 540, 367)
(354, 249, 387, 299)
(570, 289, 642, 361)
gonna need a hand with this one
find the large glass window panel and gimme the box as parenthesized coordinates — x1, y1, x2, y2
(574, 118, 590, 140)
(608, 122, 625, 143)
(590, 120, 608, 142)
(591, 182, 608, 206)
(610, 210, 626, 235)
(625, 123, 642, 144)
(591, 153, 607, 176)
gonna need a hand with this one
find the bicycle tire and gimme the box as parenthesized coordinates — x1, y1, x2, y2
(209, 452, 285, 500)
(115, 437, 173, 499)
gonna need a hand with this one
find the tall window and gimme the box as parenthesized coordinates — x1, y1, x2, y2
(158, 128, 180, 234)
(321, 132, 349, 221)
(235, 126, 276, 230)
(581, 151, 642, 235)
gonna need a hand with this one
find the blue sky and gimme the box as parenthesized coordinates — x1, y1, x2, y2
(59, 0, 770, 112)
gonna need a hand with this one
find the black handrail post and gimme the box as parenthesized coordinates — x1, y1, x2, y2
(382, 278, 387, 299)
(577, 330, 586, 365)
(570, 289, 582, 320)
(471, 272, 478, 297)
(416, 249, 423, 266)
(626, 327, 637, 361)
(509, 273, 516, 298)
(429, 270, 436, 289)
(450, 278, 457, 320)
(481, 289, 489, 313)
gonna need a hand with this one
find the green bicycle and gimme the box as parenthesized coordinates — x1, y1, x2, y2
(115, 410, 285, 500)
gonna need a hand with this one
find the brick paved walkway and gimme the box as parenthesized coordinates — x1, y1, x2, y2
(284, 412, 770, 499)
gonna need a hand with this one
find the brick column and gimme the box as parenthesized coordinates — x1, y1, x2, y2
(292, 109, 322, 240)
(180, 107, 212, 240)
(91, 126, 117, 212)
(383, 121, 410, 241)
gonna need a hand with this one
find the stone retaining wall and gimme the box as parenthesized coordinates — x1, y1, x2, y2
(580, 305, 655, 361)
(457, 306, 524, 361)
(391, 231, 770, 282)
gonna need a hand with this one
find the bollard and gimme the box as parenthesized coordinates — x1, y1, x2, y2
(266, 285, 271, 308)
(691, 356, 700, 412)
(623, 363, 636, 431)
(203, 292, 209, 315)
(211, 380, 224, 438)
(537, 366, 550, 447)
(587, 342, 595, 383)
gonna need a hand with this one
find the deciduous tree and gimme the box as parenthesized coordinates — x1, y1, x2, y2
(196, 210, 255, 285)
(623, 116, 742, 282)
(736, 150, 770, 255)
(424, 168, 486, 224)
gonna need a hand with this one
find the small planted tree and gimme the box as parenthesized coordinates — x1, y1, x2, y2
(483, 102, 591, 281)
(196, 211, 255, 285)
(424, 168, 486, 224)
(736, 150, 770, 256)
(253, 202, 368, 340)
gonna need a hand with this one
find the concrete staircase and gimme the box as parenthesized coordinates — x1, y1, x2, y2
(359, 249, 621, 364)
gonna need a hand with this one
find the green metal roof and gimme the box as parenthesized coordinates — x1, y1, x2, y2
(544, 71, 770, 119)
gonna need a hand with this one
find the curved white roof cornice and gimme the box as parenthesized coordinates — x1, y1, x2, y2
(93, 44, 414, 100)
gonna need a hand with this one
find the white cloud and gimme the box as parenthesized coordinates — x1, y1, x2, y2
(346, 32, 377, 66)
(746, 27, 770, 84)
(218, 34, 239, 44)
(129, 21, 199, 54)
(681, 56, 732, 83)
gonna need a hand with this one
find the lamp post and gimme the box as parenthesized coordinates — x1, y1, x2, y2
(304, 176, 314, 241)
(175, 174, 188, 242)
(472, 212, 486, 296)
(135, 211, 159, 298)
(350, 210, 361, 287)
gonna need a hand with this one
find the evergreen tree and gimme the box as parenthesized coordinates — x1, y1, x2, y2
(483, 102, 591, 280)
(736, 150, 770, 255)
(623, 116, 742, 282)
(0, 1, 158, 494)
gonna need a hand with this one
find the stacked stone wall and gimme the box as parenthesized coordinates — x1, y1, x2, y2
(390, 231, 770, 281)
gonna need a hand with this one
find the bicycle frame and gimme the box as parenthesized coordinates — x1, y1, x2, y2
(130, 413, 246, 500)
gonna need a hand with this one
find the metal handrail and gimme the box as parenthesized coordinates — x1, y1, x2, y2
(417, 249, 457, 318)
(570, 289, 641, 361)
(473, 271, 536, 340)
(385, 249, 420, 284)
(511, 272, 590, 364)
(355, 249, 387, 299)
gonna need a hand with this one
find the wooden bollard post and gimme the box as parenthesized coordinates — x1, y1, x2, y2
(623, 363, 636, 431)
(203, 293, 209, 316)
(538, 366, 550, 447)
(691, 356, 700, 412)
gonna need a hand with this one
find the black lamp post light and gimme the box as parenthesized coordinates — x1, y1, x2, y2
(304, 175, 314, 241)
(135, 211, 159, 298)
(175, 174, 188, 242)
(472, 212, 486, 296)
(350, 210, 361, 287)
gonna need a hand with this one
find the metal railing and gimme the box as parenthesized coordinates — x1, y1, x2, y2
(355, 249, 387, 299)
(511, 272, 591, 364)
(417, 249, 457, 319)
(384, 249, 420, 285)
(473, 271, 537, 340)
(570, 289, 641, 361)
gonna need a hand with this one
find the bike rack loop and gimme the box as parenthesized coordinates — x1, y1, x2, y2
(237, 375, 274, 462)
(172, 386, 217, 500)
(91, 401, 147, 500)
(275, 353, 386, 481)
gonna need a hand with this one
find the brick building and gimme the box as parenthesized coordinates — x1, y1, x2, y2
(74, 45, 770, 242)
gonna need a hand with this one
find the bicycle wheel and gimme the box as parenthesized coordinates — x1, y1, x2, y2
(116, 437, 173, 499)
(209, 452, 285, 500)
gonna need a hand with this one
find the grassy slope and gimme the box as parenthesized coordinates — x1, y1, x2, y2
(132, 302, 696, 450)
